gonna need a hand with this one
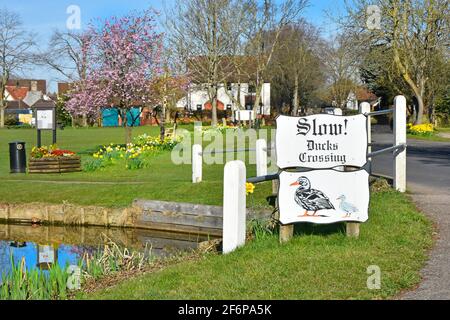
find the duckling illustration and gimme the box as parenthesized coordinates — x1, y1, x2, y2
(337, 195, 358, 218)
(290, 177, 334, 217)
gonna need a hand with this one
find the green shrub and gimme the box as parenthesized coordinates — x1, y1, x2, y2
(4, 115, 18, 126)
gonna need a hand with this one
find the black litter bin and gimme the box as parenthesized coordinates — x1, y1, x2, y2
(9, 142, 27, 173)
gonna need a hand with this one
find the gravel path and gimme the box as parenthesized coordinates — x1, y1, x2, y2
(371, 127, 450, 300)
(401, 184, 450, 300)
(438, 132, 450, 139)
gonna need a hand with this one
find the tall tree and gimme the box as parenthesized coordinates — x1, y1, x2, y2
(40, 31, 93, 126)
(152, 66, 189, 140)
(0, 8, 36, 128)
(41, 31, 92, 82)
(245, 0, 309, 115)
(67, 10, 163, 143)
(268, 20, 325, 115)
(340, 0, 449, 123)
(166, 0, 250, 126)
(324, 35, 360, 109)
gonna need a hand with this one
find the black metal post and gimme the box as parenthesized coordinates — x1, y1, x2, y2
(37, 129, 42, 148)
(52, 129, 57, 145)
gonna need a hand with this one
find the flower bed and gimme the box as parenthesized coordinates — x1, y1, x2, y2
(84, 134, 182, 171)
(201, 124, 239, 137)
(407, 123, 435, 137)
(29, 145, 81, 174)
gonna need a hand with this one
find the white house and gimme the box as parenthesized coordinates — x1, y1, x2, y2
(177, 82, 271, 116)
(340, 87, 378, 111)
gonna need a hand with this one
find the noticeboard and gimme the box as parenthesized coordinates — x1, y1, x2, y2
(36, 109, 55, 130)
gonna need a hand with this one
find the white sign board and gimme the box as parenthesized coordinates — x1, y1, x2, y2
(276, 114, 368, 169)
(38, 245, 55, 264)
(36, 109, 54, 130)
(278, 170, 370, 225)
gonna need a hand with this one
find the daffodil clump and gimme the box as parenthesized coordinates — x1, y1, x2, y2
(85, 134, 182, 171)
(407, 123, 435, 136)
(202, 124, 238, 136)
(246, 182, 255, 195)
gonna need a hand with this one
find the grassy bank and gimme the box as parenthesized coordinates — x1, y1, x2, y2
(407, 126, 450, 142)
(0, 126, 272, 207)
(78, 190, 432, 300)
(408, 134, 450, 142)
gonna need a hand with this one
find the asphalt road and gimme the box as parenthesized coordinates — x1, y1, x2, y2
(371, 126, 450, 300)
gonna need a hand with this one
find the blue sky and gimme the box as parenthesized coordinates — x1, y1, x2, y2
(0, 0, 345, 92)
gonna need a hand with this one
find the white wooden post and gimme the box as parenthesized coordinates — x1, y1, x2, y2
(359, 102, 372, 154)
(223, 160, 247, 254)
(335, 106, 345, 172)
(192, 144, 202, 183)
(256, 139, 267, 177)
(394, 95, 407, 192)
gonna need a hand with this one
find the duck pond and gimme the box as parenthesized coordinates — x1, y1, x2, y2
(0, 223, 209, 278)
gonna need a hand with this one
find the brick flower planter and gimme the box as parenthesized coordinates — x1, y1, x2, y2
(28, 156, 82, 174)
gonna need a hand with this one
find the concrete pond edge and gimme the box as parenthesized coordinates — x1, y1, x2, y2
(0, 200, 273, 238)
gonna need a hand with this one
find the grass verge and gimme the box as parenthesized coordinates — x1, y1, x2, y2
(0, 126, 272, 207)
(77, 190, 432, 300)
(407, 134, 450, 142)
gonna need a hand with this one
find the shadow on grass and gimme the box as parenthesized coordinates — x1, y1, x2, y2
(294, 222, 346, 236)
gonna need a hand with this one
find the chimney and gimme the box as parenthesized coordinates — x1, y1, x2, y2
(31, 81, 38, 91)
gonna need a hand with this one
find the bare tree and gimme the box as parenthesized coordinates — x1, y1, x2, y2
(38, 30, 92, 126)
(322, 35, 360, 109)
(166, 0, 251, 126)
(340, 0, 450, 124)
(244, 0, 309, 114)
(40, 30, 92, 82)
(0, 8, 36, 128)
(269, 20, 324, 115)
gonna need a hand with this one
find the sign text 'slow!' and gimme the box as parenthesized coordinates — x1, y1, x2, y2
(276, 114, 368, 169)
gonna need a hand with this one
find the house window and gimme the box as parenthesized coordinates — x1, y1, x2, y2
(226, 82, 232, 91)
(196, 104, 202, 111)
(226, 104, 232, 110)
(248, 84, 256, 93)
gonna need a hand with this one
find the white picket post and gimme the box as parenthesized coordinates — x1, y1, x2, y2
(394, 95, 407, 192)
(256, 139, 267, 177)
(223, 160, 246, 254)
(192, 144, 202, 183)
(359, 102, 372, 154)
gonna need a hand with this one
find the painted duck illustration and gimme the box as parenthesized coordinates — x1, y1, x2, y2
(290, 177, 334, 217)
(337, 195, 359, 218)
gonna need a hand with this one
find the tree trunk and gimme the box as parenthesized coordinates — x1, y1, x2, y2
(254, 84, 262, 115)
(0, 107, 4, 128)
(292, 74, 299, 116)
(160, 104, 166, 141)
(415, 93, 425, 125)
(208, 84, 218, 127)
(125, 126, 131, 145)
(211, 98, 218, 127)
(82, 113, 88, 127)
(165, 107, 171, 124)
(122, 110, 132, 144)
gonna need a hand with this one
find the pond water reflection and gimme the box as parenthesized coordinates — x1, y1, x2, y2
(0, 223, 207, 277)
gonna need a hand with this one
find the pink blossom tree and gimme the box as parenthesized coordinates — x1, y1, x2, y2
(67, 10, 163, 143)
